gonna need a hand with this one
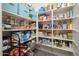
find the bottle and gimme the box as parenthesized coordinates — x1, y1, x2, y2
(69, 23, 73, 30)
(57, 3, 62, 9)
(67, 21, 73, 30)
(69, 10, 72, 18)
(63, 33, 67, 39)
(69, 42, 72, 48)
(55, 40, 58, 47)
(62, 41, 66, 48)
(66, 11, 69, 18)
(63, 21, 67, 30)
(65, 41, 68, 47)
(67, 3, 71, 6)
(59, 40, 62, 47)
(53, 40, 55, 46)
(51, 3, 57, 9)
(67, 32, 72, 39)
(59, 33, 62, 38)
(64, 13, 67, 19)
(56, 40, 59, 47)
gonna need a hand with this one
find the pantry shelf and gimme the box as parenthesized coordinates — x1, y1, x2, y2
(38, 36, 52, 39)
(53, 46, 73, 52)
(37, 3, 75, 55)
(53, 17, 77, 21)
(39, 29, 52, 31)
(53, 5, 75, 14)
(37, 43, 73, 52)
(53, 37, 73, 42)
(38, 20, 52, 22)
(3, 29, 36, 31)
(53, 29, 73, 31)
(2, 10, 36, 22)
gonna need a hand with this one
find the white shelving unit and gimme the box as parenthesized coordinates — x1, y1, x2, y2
(53, 5, 75, 14)
(37, 8, 53, 52)
(36, 3, 79, 56)
(2, 8, 37, 56)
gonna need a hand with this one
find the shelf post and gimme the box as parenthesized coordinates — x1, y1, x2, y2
(51, 10, 54, 47)
(36, 12, 39, 43)
(0, 3, 3, 56)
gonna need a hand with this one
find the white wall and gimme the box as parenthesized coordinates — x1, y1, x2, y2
(33, 3, 49, 11)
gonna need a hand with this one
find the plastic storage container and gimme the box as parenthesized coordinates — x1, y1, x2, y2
(28, 4, 35, 13)
(2, 3, 18, 15)
(19, 4, 29, 18)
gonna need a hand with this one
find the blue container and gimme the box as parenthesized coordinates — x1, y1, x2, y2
(2, 3, 18, 15)
(22, 31, 31, 42)
(19, 4, 29, 18)
(39, 7, 45, 13)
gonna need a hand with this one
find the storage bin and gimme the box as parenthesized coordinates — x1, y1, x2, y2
(19, 4, 29, 18)
(39, 7, 45, 13)
(2, 3, 18, 15)
(28, 4, 35, 13)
